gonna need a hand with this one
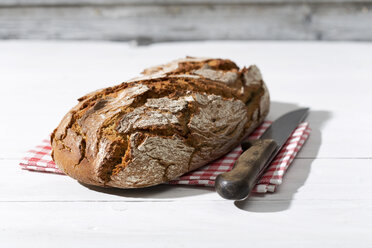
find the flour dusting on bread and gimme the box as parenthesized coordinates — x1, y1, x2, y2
(51, 57, 270, 188)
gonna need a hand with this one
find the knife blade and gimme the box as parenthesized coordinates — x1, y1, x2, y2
(215, 108, 309, 200)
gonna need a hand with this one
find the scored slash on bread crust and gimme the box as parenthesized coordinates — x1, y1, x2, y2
(51, 57, 270, 188)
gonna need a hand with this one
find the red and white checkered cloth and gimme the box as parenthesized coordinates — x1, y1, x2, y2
(19, 121, 310, 193)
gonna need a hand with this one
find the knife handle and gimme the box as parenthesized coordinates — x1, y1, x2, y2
(215, 139, 278, 200)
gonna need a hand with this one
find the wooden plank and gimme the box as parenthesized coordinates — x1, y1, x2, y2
(1, 40, 371, 247)
(0, 2, 371, 41)
(1, 41, 371, 159)
(1, 200, 371, 247)
(2, 158, 372, 202)
(2, 0, 372, 6)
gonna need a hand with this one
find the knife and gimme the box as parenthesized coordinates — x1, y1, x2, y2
(215, 108, 309, 200)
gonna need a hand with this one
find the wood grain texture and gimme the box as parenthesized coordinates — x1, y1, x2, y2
(1, 200, 371, 248)
(0, 1, 371, 41)
(1, 41, 371, 159)
(2, 0, 372, 6)
(2, 159, 372, 247)
(0, 40, 372, 247)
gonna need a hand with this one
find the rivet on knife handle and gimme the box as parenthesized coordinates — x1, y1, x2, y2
(215, 139, 278, 200)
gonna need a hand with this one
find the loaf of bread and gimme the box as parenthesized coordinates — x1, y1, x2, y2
(51, 57, 270, 188)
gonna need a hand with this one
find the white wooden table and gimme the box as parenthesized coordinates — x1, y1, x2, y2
(1, 40, 371, 247)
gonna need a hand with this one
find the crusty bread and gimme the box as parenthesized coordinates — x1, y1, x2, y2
(51, 57, 270, 188)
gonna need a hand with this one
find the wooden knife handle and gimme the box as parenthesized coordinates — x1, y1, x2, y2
(215, 139, 278, 200)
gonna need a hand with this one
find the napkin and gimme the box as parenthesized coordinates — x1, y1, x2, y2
(19, 121, 310, 193)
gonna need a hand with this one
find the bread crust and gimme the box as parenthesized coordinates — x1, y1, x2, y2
(51, 57, 270, 188)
